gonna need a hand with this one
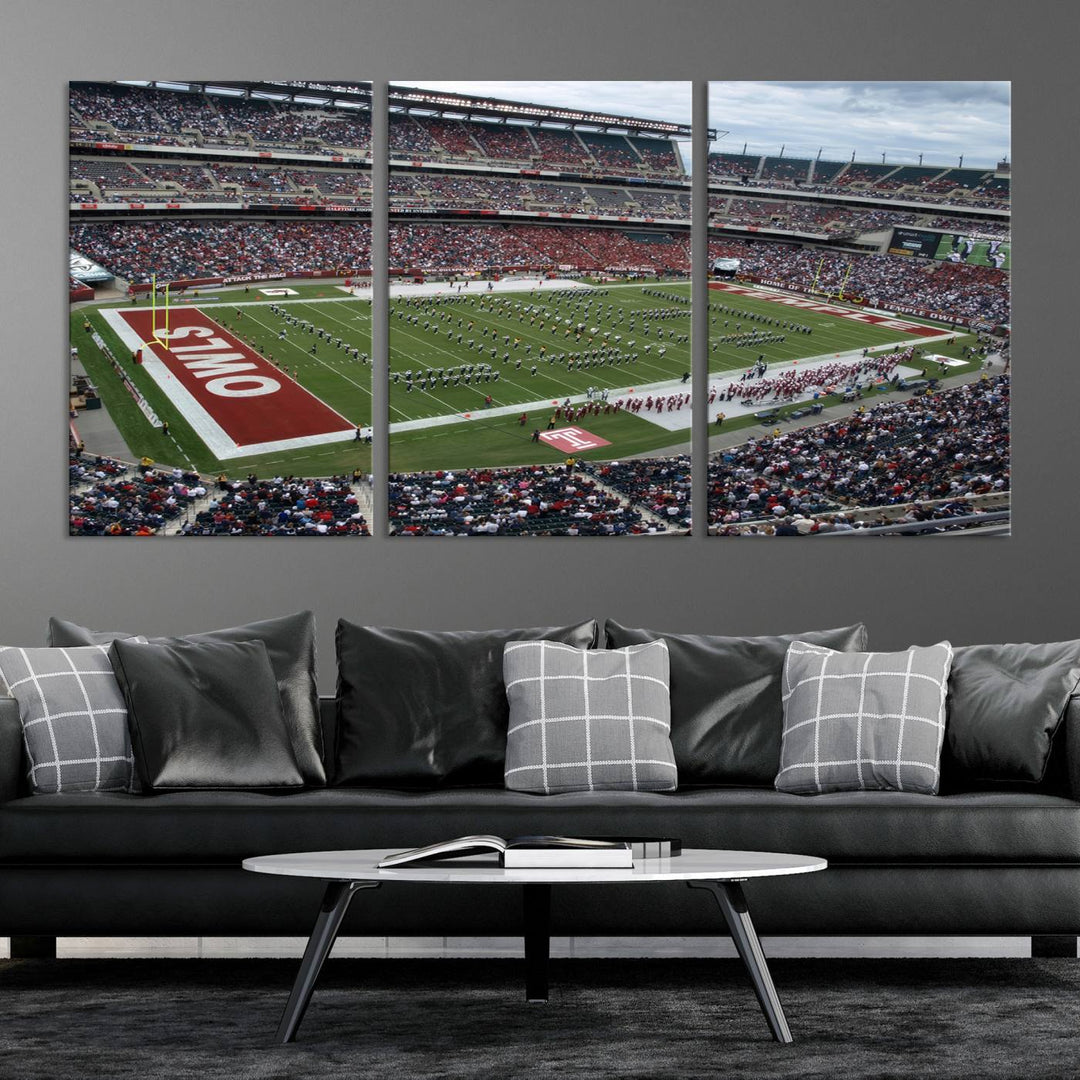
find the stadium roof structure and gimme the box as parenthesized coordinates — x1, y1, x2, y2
(111, 80, 373, 110)
(389, 84, 703, 140)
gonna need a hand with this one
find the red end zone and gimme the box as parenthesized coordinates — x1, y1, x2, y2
(709, 282, 953, 338)
(117, 308, 354, 452)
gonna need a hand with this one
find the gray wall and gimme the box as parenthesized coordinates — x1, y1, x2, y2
(0, 0, 1069, 689)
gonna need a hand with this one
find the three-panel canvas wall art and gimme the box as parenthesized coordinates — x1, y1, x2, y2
(68, 80, 1010, 537)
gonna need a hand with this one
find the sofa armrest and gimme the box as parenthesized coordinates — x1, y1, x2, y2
(0, 696, 24, 803)
(1065, 693, 1080, 801)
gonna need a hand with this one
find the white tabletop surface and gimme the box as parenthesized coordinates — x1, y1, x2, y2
(242, 848, 827, 885)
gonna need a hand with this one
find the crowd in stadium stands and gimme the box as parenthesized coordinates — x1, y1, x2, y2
(69, 159, 147, 189)
(707, 376, 1010, 534)
(180, 476, 370, 536)
(530, 127, 594, 168)
(68, 213, 1004, 324)
(515, 224, 690, 271)
(388, 465, 667, 536)
(69, 453, 371, 536)
(706, 154, 1009, 208)
(927, 215, 1010, 238)
(69, 456, 202, 536)
(471, 123, 538, 160)
(633, 139, 681, 173)
(70, 85, 181, 137)
(412, 116, 480, 158)
(709, 198, 923, 233)
(388, 112, 679, 173)
(70, 83, 371, 152)
(389, 113, 686, 175)
(294, 169, 371, 197)
(388, 114, 437, 154)
(580, 134, 640, 170)
(634, 191, 689, 215)
(71, 158, 373, 203)
(386, 173, 686, 217)
(579, 456, 691, 529)
(390, 223, 542, 270)
(70, 219, 372, 281)
(138, 162, 216, 188)
(208, 164, 294, 192)
(708, 238, 1009, 322)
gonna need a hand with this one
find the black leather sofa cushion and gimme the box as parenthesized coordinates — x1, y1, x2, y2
(3, 788, 1078, 865)
(334, 620, 599, 788)
(47, 612, 325, 787)
(109, 638, 304, 792)
(604, 621, 868, 786)
(943, 641, 1080, 787)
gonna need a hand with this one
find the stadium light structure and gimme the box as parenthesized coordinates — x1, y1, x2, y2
(115, 80, 375, 109)
(389, 84, 700, 140)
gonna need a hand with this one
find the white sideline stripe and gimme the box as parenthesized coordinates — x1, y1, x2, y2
(100, 309, 357, 460)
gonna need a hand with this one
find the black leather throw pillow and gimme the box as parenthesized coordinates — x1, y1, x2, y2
(48, 612, 324, 786)
(604, 620, 868, 786)
(942, 641, 1080, 788)
(335, 620, 600, 788)
(109, 637, 304, 792)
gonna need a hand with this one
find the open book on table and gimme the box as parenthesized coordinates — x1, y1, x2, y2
(377, 835, 636, 869)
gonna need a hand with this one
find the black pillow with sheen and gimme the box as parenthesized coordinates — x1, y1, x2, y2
(335, 620, 599, 788)
(109, 638, 304, 792)
(942, 641, 1080, 788)
(604, 620, 868, 786)
(48, 612, 324, 786)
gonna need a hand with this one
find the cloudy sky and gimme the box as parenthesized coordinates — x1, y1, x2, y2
(398, 81, 1010, 170)
(709, 82, 1010, 168)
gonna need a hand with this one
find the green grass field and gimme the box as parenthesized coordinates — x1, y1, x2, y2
(389, 282, 692, 470)
(71, 278, 977, 476)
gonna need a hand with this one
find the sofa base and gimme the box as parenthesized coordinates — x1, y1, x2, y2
(10, 935, 56, 959)
(6, 864, 1080, 940)
(1031, 935, 1078, 958)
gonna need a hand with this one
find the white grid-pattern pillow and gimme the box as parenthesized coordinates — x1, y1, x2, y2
(503, 639, 677, 794)
(776, 640, 954, 795)
(0, 645, 138, 794)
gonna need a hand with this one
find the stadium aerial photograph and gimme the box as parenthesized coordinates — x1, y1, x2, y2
(385, 81, 694, 537)
(705, 81, 1010, 537)
(68, 80, 374, 537)
(67, 79, 1009, 539)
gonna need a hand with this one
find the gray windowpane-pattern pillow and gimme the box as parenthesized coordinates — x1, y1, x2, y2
(504, 639, 677, 795)
(776, 640, 953, 795)
(0, 645, 138, 794)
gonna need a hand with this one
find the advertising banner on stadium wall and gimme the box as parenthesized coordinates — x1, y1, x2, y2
(127, 269, 370, 293)
(70, 251, 113, 283)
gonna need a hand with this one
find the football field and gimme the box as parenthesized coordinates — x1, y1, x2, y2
(71, 278, 979, 477)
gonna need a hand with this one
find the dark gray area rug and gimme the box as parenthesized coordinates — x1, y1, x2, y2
(2, 957, 1079, 1080)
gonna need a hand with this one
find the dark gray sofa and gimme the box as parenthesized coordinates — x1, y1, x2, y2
(4, 694, 1080, 955)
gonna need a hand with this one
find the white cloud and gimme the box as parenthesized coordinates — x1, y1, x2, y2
(708, 81, 1010, 168)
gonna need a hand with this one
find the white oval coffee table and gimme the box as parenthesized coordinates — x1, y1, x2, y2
(244, 847, 827, 1045)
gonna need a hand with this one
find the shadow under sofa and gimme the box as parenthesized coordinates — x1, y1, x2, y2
(3, 695, 1080, 959)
